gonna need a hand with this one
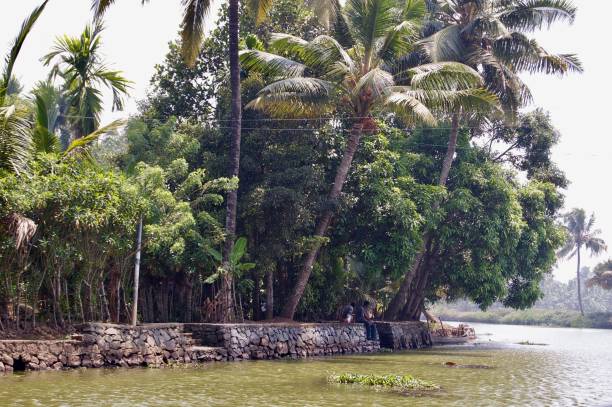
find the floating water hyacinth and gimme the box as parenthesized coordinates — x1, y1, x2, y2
(328, 373, 439, 391)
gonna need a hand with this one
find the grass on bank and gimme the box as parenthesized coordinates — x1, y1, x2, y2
(328, 373, 439, 391)
(431, 307, 612, 329)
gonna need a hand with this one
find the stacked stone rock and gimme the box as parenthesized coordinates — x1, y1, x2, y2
(0, 340, 81, 372)
(79, 323, 195, 368)
(186, 323, 380, 360)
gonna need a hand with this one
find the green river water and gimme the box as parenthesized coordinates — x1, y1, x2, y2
(1, 322, 611, 406)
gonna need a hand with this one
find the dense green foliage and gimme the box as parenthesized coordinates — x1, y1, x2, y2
(0, 0, 585, 329)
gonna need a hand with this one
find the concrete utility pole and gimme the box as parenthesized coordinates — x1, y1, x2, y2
(131, 216, 143, 326)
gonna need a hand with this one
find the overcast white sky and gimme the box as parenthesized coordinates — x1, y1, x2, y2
(3, 0, 609, 282)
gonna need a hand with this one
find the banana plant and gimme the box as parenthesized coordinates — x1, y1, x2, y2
(205, 237, 256, 284)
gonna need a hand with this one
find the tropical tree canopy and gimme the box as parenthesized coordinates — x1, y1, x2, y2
(420, 0, 582, 114)
(42, 23, 130, 139)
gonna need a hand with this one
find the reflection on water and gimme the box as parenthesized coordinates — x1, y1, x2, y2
(1, 323, 612, 406)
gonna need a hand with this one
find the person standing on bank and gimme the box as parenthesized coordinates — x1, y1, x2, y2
(355, 301, 378, 340)
(340, 302, 355, 323)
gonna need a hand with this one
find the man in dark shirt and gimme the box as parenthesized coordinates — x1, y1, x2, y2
(355, 301, 378, 341)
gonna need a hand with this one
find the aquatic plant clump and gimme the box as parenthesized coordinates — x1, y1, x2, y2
(328, 373, 439, 391)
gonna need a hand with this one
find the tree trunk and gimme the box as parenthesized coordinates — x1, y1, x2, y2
(265, 269, 274, 320)
(131, 216, 143, 326)
(385, 112, 460, 321)
(252, 270, 261, 320)
(219, 0, 243, 323)
(576, 246, 584, 316)
(280, 121, 365, 319)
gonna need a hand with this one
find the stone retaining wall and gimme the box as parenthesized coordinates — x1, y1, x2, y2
(185, 323, 379, 360)
(1, 321, 432, 373)
(0, 340, 81, 372)
(78, 323, 195, 368)
(375, 321, 432, 349)
(0, 323, 203, 373)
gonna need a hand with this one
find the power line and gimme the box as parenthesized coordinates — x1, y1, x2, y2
(56, 113, 531, 130)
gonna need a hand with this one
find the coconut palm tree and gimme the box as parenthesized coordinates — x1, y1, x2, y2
(0, 1, 49, 174)
(385, 0, 582, 320)
(241, 0, 499, 319)
(559, 209, 607, 315)
(42, 23, 130, 140)
(92, 0, 338, 321)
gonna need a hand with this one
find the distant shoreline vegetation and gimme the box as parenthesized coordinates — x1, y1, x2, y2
(432, 307, 612, 330)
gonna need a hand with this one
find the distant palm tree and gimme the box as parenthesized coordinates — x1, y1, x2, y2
(559, 209, 607, 315)
(42, 23, 130, 140)
(587, 260, 612, 291)
(241, 0, 500, 319)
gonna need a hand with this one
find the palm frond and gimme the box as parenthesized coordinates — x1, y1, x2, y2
(1, 0, 49, 101)
(403, 0, 427, 22)
(406, 62, 484, 91)
(3, 213, 37, 253)
(382, 90, 437, 126)
(378, 21, 420, 63)
(461, 15, 510, 38)
(240, 50, 307, 78)
(307, 0, 340, 29)
(63, 119, 125, 161)
(245, 78, 334, 117)
(498, 0, 576, 32)
(0, 104, 31, 174)
(32, 94, 61, 154)
(346, 0, 397, 53)
(418, 25, 465, 63)
(91, 0, 116, 20)
(556, 238, 575, 259)
(248, 0, 274, 23)
(353, 68, 394, 100)
(180, 0, 213, 67)
(493, 33, 582, 74)
(585, 237, 607, 255)
(386, 86, 499, 115)
(269, 34, 354, 73)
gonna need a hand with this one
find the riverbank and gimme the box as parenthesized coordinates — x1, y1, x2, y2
(2, 322, 611, 406)
(0, 321, 431, 373)
(432, 306, 612, 329)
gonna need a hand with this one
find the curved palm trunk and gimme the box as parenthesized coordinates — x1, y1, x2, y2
(385, 112, 460, 321)
(280, 122, 365, 319)
(220, 0, 242, 322)
(576, 246, 584, 316)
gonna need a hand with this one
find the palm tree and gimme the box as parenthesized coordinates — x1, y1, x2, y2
(587, 260, 612, 290)
(559, 208, 607, 315)
(42, 23, 130, 140)
(92, 0, 338, 321)
(0, 1, 49, 174)
(385, 0, 582, 320)
(241, 0, 499, 319)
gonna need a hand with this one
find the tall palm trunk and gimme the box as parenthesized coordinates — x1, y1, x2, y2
(576, 246, 584, 316)
(280, 121, 365, 319)
(220, 0, 242, 322)
(385, 112, 460, 320)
